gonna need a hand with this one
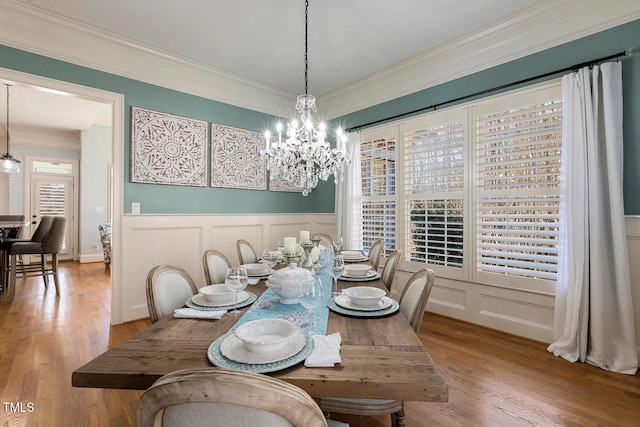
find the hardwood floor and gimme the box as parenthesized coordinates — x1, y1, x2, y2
(0, 261, 638, 426)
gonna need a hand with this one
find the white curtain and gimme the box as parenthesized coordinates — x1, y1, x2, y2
(335, 132, 362, 250)
(547, 62, 638, 375)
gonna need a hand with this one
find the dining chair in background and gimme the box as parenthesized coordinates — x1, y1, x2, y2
(367, 239, 384, 271)
(3, 216, 64, 302)
(310, 233, 337, 251)
(136, 367, 330, 427)
(146, 265, 198, 323)
(318, 268, 435, 427)
(380, 249, 401, 292)
(202, 249, 231, 284)
(236, 239, 257, 265)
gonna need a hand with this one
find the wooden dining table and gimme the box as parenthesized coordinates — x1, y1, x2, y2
(0, 219, 30, 299)
(72, 262, 448, 403)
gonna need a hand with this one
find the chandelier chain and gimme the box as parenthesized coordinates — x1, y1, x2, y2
(304, 0, 309, 96)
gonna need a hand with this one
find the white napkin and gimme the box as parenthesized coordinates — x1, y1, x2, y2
(173, 308, 226, 320)
(248, 278, 260, 285)
(305, 332, 342, 367)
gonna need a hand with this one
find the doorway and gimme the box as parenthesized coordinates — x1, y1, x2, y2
(0, 68, 125, 323)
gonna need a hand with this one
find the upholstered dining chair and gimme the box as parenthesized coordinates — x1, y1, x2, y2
(318, 268, 435, 427)
(236, 239, 257, 265)
(380, 249, 401, 292)
(4, 216, 64, 302)
(136, 367, 329, 427)
(146, 265, 198, 323)
(202, 249, 231, 284)
(367, 239, 384, 271)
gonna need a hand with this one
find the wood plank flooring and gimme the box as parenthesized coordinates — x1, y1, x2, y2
(0, 261, 638, 426)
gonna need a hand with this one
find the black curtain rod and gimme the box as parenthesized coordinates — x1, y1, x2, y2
(346, 50, 628, 133)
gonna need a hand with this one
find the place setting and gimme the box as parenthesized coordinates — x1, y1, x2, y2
(328, 286, 399, 318)
(338, 263, 381, 282)
(208, 272, 342, 373)
(340, 250, 369, 263)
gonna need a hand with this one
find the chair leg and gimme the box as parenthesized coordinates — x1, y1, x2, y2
(393, 403, 406, 427)
(40, 255, 49, 288)
(18, 254, 25, 278)
(52, 254, 60, 296)
(9, 253, 17, 303)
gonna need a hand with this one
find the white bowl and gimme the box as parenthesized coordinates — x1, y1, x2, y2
(341, 250, 363, 260)
(234, 318, 298, 353)
(343, 286, 386, 308)
(345, 264, 371, 277)
(243, 263, 269, 276)
(198, 284, 235, 305)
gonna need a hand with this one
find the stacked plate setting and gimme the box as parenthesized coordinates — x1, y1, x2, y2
(340, 251, 368, 262)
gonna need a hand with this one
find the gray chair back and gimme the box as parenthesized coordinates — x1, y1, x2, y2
(43, 217, 66, 254)
(31, 216, 55, 243)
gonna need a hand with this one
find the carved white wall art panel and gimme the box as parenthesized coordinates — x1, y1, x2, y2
(211, 124, 266, 190)
(269, 174, 304, 193)
(131, 107, 208, 186)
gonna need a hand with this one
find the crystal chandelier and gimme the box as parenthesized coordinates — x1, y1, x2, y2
(261, 0, 349, 196)
(1, 83, 21, 174)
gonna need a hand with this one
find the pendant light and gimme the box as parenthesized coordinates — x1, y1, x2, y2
(1, 83, 21, 174)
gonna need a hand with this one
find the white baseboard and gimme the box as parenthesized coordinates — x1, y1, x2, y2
(79, 254, 105, 264)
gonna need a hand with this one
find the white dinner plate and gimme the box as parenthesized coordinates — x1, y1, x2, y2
(220, 329, 306, 364)
(339, 271, 381, 282)
(191, 291, 249, 307)
(341, 270, 376, 279)
(335, 294, 393, 312)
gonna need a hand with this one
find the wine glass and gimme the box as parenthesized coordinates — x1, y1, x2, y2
(332, 235, 344, 252)
(298, 275, 325, 331)
(224, 266, 248, 317)
(261, 250, 278, 271)
(330, 255, 345, 296)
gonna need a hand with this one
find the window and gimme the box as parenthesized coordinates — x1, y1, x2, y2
(360, 133, 396, 256)
(359, 82, 562, 292)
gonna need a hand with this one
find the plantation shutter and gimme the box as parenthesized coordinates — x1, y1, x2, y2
(475, 92, 562, 281)
(404, 112, 465, 268)
(360, 134, 396, 255)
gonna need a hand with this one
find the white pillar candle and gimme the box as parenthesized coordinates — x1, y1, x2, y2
(300, 230, 310, 243)
(284, 237, 297, 255)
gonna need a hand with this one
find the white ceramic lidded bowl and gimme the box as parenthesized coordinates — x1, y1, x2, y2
(344, 264, 371, 277)
(234, 318, 298, 353)
(343, 286, 386, 308)
(198, 284, 236, 305)
(266, 266, 314, 304)
(243, 263, 269, 276)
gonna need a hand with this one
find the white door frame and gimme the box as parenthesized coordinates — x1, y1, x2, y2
(1, 67, 125, 324)
(24, 156, 79, 261)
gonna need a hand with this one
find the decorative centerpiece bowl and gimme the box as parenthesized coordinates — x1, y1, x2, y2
(198, 284, 236, 305)
(266, 265, 314, 304)
(234, 318, 298, 353)
(343, 286, 386, 308)
(344, 264, 371, 277)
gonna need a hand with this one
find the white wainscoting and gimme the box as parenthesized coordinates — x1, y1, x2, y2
(115, 213, 640, 357)
(388, 216, 640, 354)
(116, 213, 335, 322)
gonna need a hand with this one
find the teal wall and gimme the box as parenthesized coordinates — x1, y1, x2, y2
(0, 45, 334, 214)
(334, 19, 640, 215)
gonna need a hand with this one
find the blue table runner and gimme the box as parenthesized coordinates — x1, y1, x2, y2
(233, 272, 333, 335)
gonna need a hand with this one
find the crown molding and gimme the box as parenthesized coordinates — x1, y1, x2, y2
(0, 0, 296, 117)
(319, 0, 640, 118)
(0, 0, 638, 120)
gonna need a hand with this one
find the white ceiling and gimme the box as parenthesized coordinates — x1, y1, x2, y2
(2, 0, 547, 131)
